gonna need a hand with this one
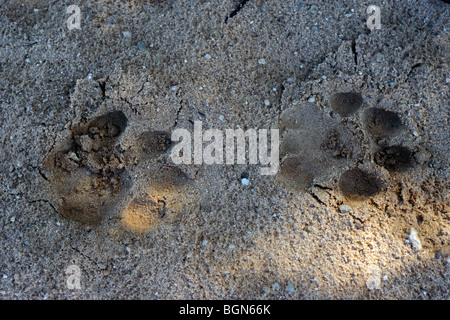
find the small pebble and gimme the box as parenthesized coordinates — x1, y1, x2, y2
(98, 263, 107, 270)
(285, 283, 295, 294)
(408, 227, 422, 252)
(272, 282, 280, 291)
(264, 99, 270, 106)
(308, 97, 315, 103)
(258, 58, 266, 65)
(241, 178, 249, 185)
(204, 54, 212, 60)
(68, 152, 80, 162)
(339, 205, 352, 213)
(122, 31, 132, 38)
(137, 41, 147, 51)
(80, 135, 93, 152)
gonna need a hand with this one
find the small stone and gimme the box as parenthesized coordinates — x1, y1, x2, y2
(68, 152, 80, 162)
(339, 204, 352, 213)
(241, 178, 249, 186)
(308, 97, 315, 103)
(79, 135, 93, 152)
(264, 99, 270, 106)
(258, 58, 266, 65)
(204, 54, 212, 60)
(408, 227, 422, 252)
(218, 115, 224, 121)
(285, 283, 295, 294)
(227, 244, 235, 251)
(137, 41, 147, 51)
(122, 31, 132, 38)
(272, 282, 280, 291)
(98, 263, 107, 270)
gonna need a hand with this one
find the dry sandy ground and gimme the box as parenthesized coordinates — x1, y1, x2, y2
(0, 0, 449, 299)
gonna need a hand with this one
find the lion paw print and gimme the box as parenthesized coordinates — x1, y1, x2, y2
(44, 110, 187, 230)
(278, 90, 414, 202)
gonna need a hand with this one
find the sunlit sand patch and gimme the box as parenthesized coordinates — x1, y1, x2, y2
(121, 195, 162, 232)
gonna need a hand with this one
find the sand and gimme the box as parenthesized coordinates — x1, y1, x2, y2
(0, 0, 449, 299)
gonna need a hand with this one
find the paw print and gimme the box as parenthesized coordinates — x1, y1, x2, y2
(278, 87, 414, 202)
(43, 111, 131, 225)
(44, 110, 187, 229)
